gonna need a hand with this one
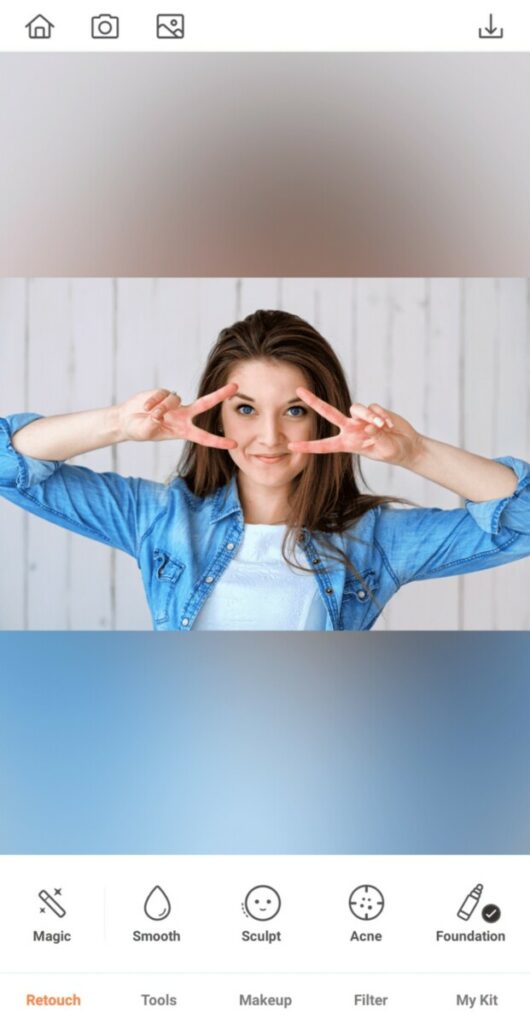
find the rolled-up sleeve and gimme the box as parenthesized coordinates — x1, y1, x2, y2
(0, 413, 167, 559)
(374, 455, 530, 587)
(0, 413, 61, 487)
(464, 456, 530, 535)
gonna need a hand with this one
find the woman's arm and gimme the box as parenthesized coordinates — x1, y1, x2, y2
(11, 405, 124, 461)
(289, 391, 518, 502)
(398, 434, 517, 502)
(0, 383, 239, 558)
(10, 384, 239, 461)
(0, 411, 164, 557)
(287, 389, 530, 584)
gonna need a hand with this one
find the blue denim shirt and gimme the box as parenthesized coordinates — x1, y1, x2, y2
(2, 413, 530, 631)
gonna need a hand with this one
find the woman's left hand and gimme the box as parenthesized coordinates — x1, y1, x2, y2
(287, 387, 423, 466)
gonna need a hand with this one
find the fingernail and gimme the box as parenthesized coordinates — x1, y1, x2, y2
(373, 416, 384, 427)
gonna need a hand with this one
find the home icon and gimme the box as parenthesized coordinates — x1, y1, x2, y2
(26, 14, 55, 39)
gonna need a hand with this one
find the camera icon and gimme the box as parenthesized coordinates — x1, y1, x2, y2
(91, 13, 119, 39)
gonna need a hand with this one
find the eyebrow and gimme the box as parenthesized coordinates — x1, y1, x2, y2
(232, 392, 304, 404)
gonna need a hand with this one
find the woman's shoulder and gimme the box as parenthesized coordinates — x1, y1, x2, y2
(346, 501, 403, 531)
(166, 475, 204, 509)
(361, 500, 437, 534)
(340, 501, 424, 546)
(166, 475, 235, 516)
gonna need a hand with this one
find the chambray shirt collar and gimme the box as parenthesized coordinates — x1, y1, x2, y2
(209, 475, 243, 524)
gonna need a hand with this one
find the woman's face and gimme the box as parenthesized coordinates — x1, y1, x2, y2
(221, 359, 316, 489)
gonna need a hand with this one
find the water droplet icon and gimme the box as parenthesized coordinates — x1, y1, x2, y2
(144, 885, 171, 921)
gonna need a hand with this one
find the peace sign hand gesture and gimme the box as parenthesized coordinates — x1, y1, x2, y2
(287, 387, 422, 466)
(119, 383, 238, 449)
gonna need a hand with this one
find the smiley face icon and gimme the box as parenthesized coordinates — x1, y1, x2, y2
(244, 885, 281, 921)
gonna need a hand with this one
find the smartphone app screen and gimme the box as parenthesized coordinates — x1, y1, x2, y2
(1, 3, 529, 1019)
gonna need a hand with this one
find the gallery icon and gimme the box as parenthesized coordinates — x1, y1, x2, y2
(348, 885, 385, 921)
(157, 14, 185, 39)
(144, 885, 171, 921)
(242, 885, 281, 921)
(38, 888, 66, 918)
(26, 15, 54, 39)
(91, 13, 120, 39)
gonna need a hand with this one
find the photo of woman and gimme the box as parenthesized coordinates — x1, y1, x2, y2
(1, 303, 529, 631)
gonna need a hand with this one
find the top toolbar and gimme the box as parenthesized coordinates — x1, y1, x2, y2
(0, 1, 524, 51)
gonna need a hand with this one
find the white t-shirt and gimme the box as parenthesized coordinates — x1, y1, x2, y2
(193, 524, 328, 631)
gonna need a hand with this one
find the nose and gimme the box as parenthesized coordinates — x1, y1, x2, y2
(257, 414, 284, 448)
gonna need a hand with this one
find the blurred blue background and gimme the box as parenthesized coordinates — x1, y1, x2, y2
(0, 633, 528, 853)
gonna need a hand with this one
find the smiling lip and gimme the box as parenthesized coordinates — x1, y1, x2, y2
(251, 454, 289, 464)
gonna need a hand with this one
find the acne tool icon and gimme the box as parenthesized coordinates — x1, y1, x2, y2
(349, 885, 385, 921)
(144, 885, 171, 921)
(38, 889, 66, 918)
(457, 883, 483, 921)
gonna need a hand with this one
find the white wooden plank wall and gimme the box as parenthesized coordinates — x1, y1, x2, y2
(0, 279, 528, 631)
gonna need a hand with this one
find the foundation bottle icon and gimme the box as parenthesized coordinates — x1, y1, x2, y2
(457, 883, 483, 921)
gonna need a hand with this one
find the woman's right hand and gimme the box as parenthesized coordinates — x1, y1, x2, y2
(118, 384, 238, 449)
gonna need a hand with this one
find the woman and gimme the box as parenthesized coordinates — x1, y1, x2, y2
(1, 309, 529, 630)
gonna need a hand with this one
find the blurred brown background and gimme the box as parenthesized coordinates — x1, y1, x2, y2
(2, 54, 530, 275)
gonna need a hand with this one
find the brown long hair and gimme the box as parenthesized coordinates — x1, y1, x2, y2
(177, 309, 403, 575)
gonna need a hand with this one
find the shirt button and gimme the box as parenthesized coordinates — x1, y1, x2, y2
(325, 586, 333, 594)
(182, 618, 189, 626)
(358, 589, 366, 599)
(226, 542, 235, 550)
(205, 576, 214, 584)
(312, 557, 321, 565)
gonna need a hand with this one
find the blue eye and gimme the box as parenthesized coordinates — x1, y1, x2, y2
(235, 403, 307, 417)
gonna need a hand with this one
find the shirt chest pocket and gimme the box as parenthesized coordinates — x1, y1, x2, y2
(152, 548, 185, 624)
(341, 569, 380, 627)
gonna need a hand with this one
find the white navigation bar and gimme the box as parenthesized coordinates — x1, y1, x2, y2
(0, 1, 523, 51)
(1, 855, 529, 1019)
